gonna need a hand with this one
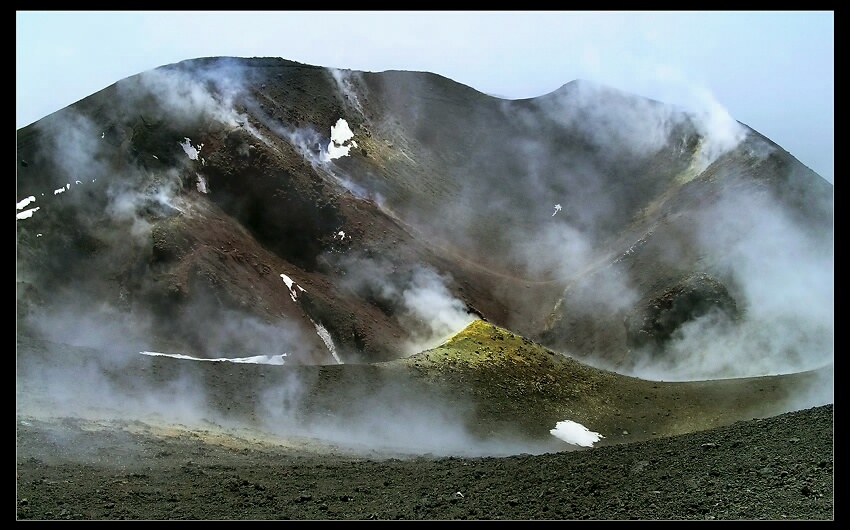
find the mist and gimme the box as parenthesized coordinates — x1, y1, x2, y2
(255, 370, 558, 458)
(16, 64, 331, 443)
(16, 300, 213, 429)
(114, 58, 249, 128)
(317, 64, 832, 411)
(603, 177, 834, 414)
(17, 295, 550, 459)
(332, 254, 477, 356)
(17, 56, 832, 461)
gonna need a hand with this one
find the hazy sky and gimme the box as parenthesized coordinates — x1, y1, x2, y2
(16, 11, 834, 183)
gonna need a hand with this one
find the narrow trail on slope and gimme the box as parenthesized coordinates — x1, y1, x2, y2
(380, 200, 664, 295)
(375, 203, 566, 287)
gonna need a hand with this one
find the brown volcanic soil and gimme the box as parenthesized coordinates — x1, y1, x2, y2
(14, 57, 833, 370)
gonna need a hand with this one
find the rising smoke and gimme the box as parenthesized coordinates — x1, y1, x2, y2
(393, 73, 829, 410)
(329, 68, 365, 115)
(314, 66, 831, 411)
(624, 184, 833, 402)
(255, 368, 556, 457)
(17, 57, 833, 461)
(333, 254, 477, 355)
(114, 58, 248, 128)
(18, 61, 323, 435)
(17, 60, 505, 459)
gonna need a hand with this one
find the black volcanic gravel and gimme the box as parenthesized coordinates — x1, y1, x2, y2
(16, 404, 833, 520)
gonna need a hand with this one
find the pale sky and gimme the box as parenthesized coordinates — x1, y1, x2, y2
(16, 11, 834, 183)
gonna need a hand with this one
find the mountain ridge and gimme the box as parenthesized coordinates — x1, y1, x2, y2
(17, 54, 833, 442)
(16, 57, 833, 520)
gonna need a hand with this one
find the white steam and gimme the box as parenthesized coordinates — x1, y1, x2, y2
(117, 62, 246, 127)
(26, 109, 188, 248)
(256, 372, 556, 458)
(17, 304, 216, 425)
(538, 80, 680, 156)
(536, 78, 747, 177)
(628, 189, 833, 400)
(17, 290, 322, 435)
(400, 267, 478, 354)
(335, 256, 476, 355)
(685, 90, 748, 174)
(38, 111, 111, 194)
(329, 68, 364, 114)
(649, 66, 749, 173)
(515, 222, 593, 280)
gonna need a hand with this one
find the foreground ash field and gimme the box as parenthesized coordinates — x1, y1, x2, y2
(16, 57, 833, 519)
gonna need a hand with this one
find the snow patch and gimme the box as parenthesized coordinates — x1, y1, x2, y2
(550, 420, 605, 447)
(323, 118, 358, 161)
(196, 174, 209, 194)
(280, 273, 306, 302)
(140, 351, 287, 365)
(313, 320, 342, 364)
(180, 137, 202, 160)
(17, 207, 40, 220)
(17, 196, 36, 210)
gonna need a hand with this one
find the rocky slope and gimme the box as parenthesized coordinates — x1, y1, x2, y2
(15, 404, 833, 520)
(16, 57, 832, 371)
(16, 57, 833, 520)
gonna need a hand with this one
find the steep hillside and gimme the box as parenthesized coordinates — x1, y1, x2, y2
(17, 56, 833, 435)
(17, 57, 832, 379)
(16, 56, 833, 520)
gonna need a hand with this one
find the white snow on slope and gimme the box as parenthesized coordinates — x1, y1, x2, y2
(140, 351, 287, 365)
(17, 207, 40, 220)
(550, 419, 605, 447)
(180, 137, 202, 160)
(323, 118, 358, 161)
(313, 320, 343, 365)
(17, 196, 36, 210)
(280, 273, 306, 302)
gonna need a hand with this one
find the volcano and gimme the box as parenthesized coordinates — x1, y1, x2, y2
(16, 57, 833, 520)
